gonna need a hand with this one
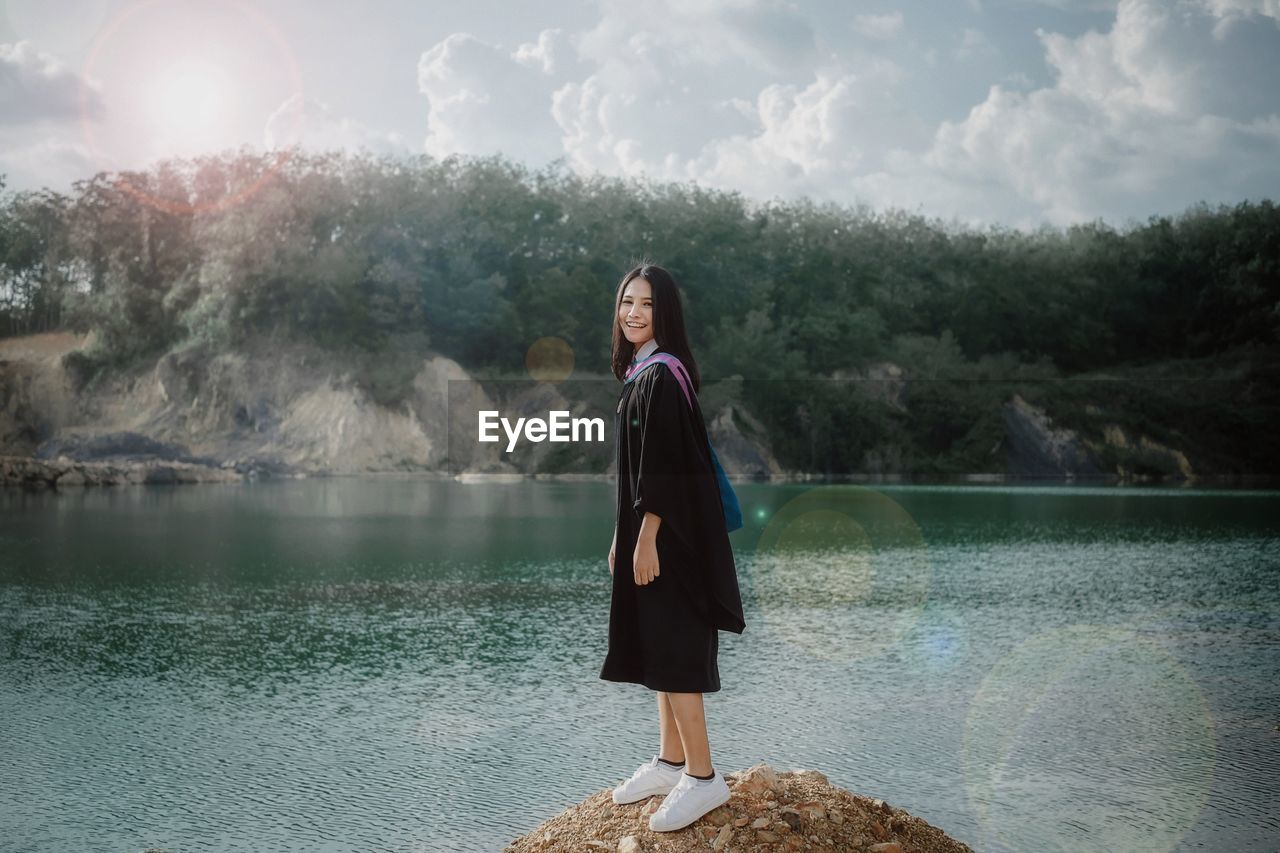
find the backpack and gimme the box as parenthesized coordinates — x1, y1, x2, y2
(624, 353, 744, 533)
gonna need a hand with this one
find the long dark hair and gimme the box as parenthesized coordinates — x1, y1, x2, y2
(610, 262, 701, 392)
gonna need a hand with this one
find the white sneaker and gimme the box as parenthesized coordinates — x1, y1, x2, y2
(612, 755, 685, 805)
(648, 769, 731, 832)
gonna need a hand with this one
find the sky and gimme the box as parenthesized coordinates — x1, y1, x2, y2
(1, 0, 1278, 229)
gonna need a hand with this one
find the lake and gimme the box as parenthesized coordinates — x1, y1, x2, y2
(1, 478, 1277, 851)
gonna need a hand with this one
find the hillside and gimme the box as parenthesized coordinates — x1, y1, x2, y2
(2, 332, 1275, 487)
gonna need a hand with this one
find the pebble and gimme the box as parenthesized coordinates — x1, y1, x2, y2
(869, 843, 903, 853)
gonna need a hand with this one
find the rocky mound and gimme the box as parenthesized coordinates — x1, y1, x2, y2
(505, 764, 972, 853)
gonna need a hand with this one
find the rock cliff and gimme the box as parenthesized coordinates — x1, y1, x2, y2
(1000, 393, 1106, 478)
(2, 334, 1208, 487)
(0, 333, 780, 486)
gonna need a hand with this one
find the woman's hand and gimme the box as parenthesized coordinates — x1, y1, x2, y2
(633, 535, 660, 586)
(608, 528, 617, 577)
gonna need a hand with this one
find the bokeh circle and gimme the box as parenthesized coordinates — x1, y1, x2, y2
(749, 485, 931, 664)
(525, 336, 575, 383)
(964, 620, 1215, 851)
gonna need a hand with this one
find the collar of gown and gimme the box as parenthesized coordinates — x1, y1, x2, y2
(632, 338, 659, 363)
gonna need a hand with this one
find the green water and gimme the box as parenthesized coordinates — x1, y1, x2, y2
(1, 479, 1277, 851)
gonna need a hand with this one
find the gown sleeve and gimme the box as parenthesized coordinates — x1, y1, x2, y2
(630, 365, 695, 533)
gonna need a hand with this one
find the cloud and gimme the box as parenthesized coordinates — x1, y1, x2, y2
(405, 0, 1266, 227)
(417, 2, 821, 178)
(408, 0, 1280, 227)
(514, 28, 567, 75)
(1198, 0, 1280, 36)
(901, 0, 1280, 225)
(0, 136, 97, 192)
(685, 60, 935, 200)
(574, 0, 819, 76)
(954, 27, 997, 60)
(417, 31, 568, 167)
(264, 94, 413, 156)
(1015, 0, 1120, 9)
(1199, 0, 1280, 19)
(411, 0, 949, 228)
(550, 0, 831, 179)
(0, 40, 104, 125)
(852, 12, 904, 41)
(550, 50, 765, 176)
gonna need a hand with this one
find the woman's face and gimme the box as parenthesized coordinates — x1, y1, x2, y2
(619, 277, 655, 347)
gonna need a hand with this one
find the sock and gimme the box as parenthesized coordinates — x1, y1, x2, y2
(689, 768, 715, 781)
(658, 756, 685, 769)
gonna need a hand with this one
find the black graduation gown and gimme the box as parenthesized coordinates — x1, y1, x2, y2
(599, 354, 746, 694)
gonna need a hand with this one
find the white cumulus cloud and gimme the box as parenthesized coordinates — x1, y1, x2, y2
(417, 31, 569, 167)
(896, 0, 1280, 225)
(264, 94, 413, 156)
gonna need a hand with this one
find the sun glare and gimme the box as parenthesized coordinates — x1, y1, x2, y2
(147, 63, 230, 141)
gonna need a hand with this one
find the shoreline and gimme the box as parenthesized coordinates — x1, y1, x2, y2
(3, 454, 1277, 490)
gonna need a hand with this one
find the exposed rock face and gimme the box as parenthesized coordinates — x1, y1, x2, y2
(37, 429, 221, 466)
(0, 331, 86, 456)
(1001, 393, 1198, 481)
(835, 362, 910, 476)
(20, 336, 1213, 486)
(1, 333, 510, 484)
(411, 351, 509, 475)
(488, 381, 582, 476)
(1095, 422, 1195, 480)
(0, 454, 244, 487)
(833, 362, 909, 413)
(144, 338, 455, 475)
(708, 403, 784, 481)
(1000, 393, 1105, 478)
(505, 763, 973, 853)
(3, 332, 788, 486)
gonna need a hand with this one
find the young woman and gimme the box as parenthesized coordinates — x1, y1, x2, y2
(599, 262, 746, 833)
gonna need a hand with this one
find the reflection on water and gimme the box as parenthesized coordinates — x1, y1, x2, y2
(1, 479, 1277, 851)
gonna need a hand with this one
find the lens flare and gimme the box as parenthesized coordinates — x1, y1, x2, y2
(750, 485, 931, 664)
(147, 62, 229, 138)
(964, 622, 1215, 851)
(79, 0, 305, 215)
(525, 337, 575, 383)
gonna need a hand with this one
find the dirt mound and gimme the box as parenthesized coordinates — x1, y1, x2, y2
(505, 763, 972, 853)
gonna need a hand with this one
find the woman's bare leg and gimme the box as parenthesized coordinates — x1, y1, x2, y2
(657, 691, 686, 763)
(664, 691, 713, 776)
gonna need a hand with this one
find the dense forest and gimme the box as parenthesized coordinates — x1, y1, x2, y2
(1, 149, 1277, 475)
